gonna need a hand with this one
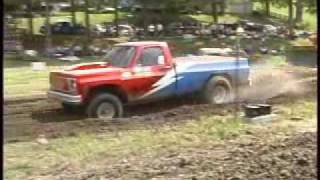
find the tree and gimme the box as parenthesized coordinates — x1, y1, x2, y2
(252, 0, 272, 16)
(84, 0, 90, 48)
(70, 0, 76, 25)
(295, 0, 303, 22)
(265, 0, 270, 16)
(27, 0, 34, 35)
(211, 1, 218, 23)
(288, 0, 294, 38)
(44, 0, 52, 56)
(114, 0, 119, 37)
(304, 0, 316, 14)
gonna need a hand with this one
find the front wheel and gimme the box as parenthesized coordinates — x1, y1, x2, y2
(86, 93, 123, 119)
(203, 76, 233, 104)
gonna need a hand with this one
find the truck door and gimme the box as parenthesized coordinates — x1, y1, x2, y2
(128, 46, 172, 101)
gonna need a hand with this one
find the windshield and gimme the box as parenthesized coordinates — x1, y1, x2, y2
(104, 46, 136, 67)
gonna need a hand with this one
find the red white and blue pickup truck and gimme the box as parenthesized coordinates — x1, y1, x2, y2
(48, 41, 251, 119)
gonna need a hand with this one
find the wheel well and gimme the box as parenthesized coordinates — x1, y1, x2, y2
(205, 73, 233, 87)
(85, 85, 128, 104)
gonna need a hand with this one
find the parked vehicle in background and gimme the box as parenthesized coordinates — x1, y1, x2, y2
(48, 41, 251, 119)
(40, 21, 86, 35)
(198, 48, 248, 57)
(92, 23, 134, 37)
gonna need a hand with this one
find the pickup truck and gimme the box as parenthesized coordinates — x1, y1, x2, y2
(48, 41, 251, 119)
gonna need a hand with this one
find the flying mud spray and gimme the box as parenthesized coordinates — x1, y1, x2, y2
(237, 64, 317, 106)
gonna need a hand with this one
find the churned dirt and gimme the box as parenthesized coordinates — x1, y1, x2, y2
(42, 131, 316, 180)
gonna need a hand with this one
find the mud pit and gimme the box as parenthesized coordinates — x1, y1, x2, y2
(4, 66, 317, 143)
(49, 131, 316, 180)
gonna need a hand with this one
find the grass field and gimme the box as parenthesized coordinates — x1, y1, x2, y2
(4, 54, 97, 97)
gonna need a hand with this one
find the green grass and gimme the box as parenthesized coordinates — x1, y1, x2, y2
(16, 11, 129, 34)
(4, 114, 246, 179)
(4, 67, 52, 97)
(253, 2, 317, 31)
(190, 14, 240, 23)
(4, 98, 316, 179)
(3, 54, 99, 97)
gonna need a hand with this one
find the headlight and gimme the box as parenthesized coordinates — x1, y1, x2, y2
(67, 78, 77, 92)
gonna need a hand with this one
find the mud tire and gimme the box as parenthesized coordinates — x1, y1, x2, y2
(86, 93, 123, 119)
(203, 76, 233, 104)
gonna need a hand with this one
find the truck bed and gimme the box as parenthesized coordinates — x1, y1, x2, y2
(174, 55, 247, 63)
(173, 55, 250, 95)
(147, 55, 250, 100)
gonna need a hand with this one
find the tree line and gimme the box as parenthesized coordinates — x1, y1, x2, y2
(4, 0, 317, 37)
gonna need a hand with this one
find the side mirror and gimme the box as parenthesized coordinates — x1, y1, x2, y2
(157, 56, 165, 65)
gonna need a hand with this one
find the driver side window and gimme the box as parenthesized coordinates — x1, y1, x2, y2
(138, 47, 164, 66)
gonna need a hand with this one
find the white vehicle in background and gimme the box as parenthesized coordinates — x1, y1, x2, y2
(92, 24, 134, 36)
(263, 24, 277, 35)
(198, 48, 248, 57)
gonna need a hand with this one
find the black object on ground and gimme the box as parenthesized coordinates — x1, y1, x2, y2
(244, 104, 272, 118)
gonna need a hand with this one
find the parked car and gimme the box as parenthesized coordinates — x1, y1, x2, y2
(92, 23, 134, 36)
(48, 41, 251, 119)
(198, 48, 248, 57)
(40, 21, 86, 35)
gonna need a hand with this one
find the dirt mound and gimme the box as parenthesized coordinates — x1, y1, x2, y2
(41, 131, 316, 180)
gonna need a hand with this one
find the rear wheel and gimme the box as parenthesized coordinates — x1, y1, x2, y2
(86, 93, 123, 119)
(203, 76, 233, 104)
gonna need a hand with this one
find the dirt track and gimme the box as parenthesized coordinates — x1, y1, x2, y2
(45, 131, 316, 180)
(4, 66, 317, 143)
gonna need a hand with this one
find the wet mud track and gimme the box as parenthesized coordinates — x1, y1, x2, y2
(4, 96, 237, 143)
(4, 92, 315, 143)
(4, 66, 317, 143)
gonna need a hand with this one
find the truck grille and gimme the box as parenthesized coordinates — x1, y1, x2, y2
(50, 75, 68, 92)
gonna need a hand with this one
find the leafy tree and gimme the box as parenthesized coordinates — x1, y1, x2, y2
(114, 0, 119, 37)
(70, 0, 76, 25)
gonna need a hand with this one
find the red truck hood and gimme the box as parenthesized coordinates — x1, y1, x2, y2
(57, 62, 124, 77)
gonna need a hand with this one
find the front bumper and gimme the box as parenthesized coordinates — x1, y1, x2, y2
(47, 90, 82, 105)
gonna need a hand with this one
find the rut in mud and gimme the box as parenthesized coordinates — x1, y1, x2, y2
(4, 66, 317, 143)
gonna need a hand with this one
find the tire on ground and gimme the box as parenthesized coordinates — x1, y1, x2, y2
(203, 76, 233, 104)
(86, 93, 123, 119)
